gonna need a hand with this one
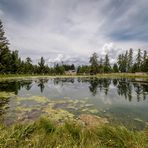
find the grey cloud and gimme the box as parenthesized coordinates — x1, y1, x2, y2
(47, 54, 89, 66)
(0, 0, 148, 65)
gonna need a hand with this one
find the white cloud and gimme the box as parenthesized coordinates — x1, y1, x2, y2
(0, 0, 148, 65)
(102, 42, 114, 54)
(48, 54, 64, 63)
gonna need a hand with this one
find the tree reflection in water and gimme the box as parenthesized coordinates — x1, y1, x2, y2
(77, 78, 148, 101)
(0, 80, 33, 94)
(0, 78, 147, 102)
(37, 79, 49, 93)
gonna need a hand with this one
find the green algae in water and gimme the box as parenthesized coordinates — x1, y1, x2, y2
(15, 106, 40, 112)
(3, 96, 100, 124)
(3, 97, 85, 123)
(16, 96, 49, 103)
(0, 91, 15, 99)
(0, 77, 148, 130)
(88, 109, 99, 114)
(43, 108, 75, 121)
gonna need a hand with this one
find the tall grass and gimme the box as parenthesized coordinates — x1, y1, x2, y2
(0, 117, 147, 148)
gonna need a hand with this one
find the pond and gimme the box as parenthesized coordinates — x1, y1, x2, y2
(0, 77, 148, 130)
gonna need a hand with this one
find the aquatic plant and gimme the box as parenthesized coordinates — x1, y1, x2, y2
(43, 108, 75, 122)
(0, 91, 15, 99)
(16, 96, 49, 104)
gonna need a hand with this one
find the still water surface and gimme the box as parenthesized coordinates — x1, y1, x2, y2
(0, 77, 148, 129)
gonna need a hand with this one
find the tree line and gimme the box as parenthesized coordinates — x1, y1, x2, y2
(0, 20, 75, 75)
(0, 19, 148, 75)
(77, 48, 148, 75)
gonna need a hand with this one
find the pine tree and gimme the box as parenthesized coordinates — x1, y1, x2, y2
(143, 50, 147, 61)
(136, 49, 142, 72)
(89, 52, 99, 74)
(124, 50, 128, 72)
(98, 58, 104, 73)
(127, 48, 133, 72)
(38, 57, 46, 74)
(113, 63, 119, 73)
(0, 20, 9, 48)
(25, 57, 33, 74)
(142, 50, 148, 72)
(117, 54, 126, 72)
(143, 58, 148, 72)
(11, 50, 21, 73)
(104, 54, 111, 73)
(0, 19, 12, 73)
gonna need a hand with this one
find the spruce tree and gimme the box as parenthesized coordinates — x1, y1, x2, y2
(136, 49, 142, 72)
(104, 54, 111, 73)
(38, 57, 45, 74)
(0, 20, 9, 48)
(25, 57, 33, 74)
(117, 54, 126, 72)
(143, 50, 147, 61)
(127, 48, 133, 72)
(124, 50, 128, 72)
(113, 63, 119, 73)
(0, 19, 12, 73)
(11, 50, 20, 73)
(142, 50, 148, 72)
(89, 52, 99, 74)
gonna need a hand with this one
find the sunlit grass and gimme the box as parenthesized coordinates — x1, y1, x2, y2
(0, 117, 147, 148)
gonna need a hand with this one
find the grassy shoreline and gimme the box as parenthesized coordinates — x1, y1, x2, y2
(0, 73, 148, 80)
(0, 117, 148, 148)
(0, 73, 148, 147)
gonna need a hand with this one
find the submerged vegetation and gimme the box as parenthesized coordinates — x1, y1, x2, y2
(0, 91, 15, 99)
(0, 117, 148, 148)
(0, 78, 148, 128)
(1, 88, 146, 147)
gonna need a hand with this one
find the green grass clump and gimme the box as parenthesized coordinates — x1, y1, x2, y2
(0, 117, 147, 148)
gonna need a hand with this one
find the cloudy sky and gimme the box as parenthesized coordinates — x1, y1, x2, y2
(0, 0, 148, 65)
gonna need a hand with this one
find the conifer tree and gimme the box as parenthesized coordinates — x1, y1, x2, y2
(127, 48, 133, 72)
(136, 49, 142, 72)
(89, 52, 99, 74)
(0, 19, 12, 73)
(104, 54, 111, 73)
(113, 63, 119, 73)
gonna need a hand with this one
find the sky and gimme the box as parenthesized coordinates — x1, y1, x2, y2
(0, 0, 148, 65)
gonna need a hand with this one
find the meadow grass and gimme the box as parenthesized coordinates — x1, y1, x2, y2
(0, 117, 148, 148)
(0, 73, 148, 81)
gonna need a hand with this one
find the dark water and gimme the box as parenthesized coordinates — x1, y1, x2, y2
(0, 77, 148, 130)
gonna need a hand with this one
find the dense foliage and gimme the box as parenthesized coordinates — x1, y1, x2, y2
(0, 19, 148, 75)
